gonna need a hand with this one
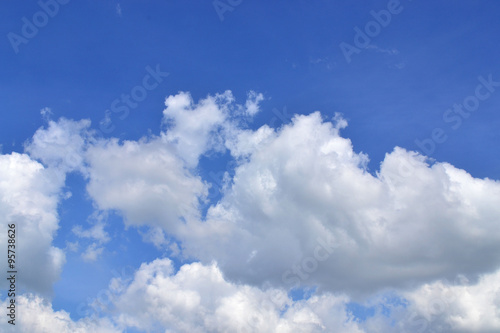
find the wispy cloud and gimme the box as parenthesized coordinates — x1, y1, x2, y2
(116, 3, 122, 17)
(366, 44, 399, 55)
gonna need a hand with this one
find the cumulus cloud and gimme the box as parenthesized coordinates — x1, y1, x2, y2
(0, 294, 120, 333)
(398, 269, 500, 332)
(85, 136, 208, 232)
(5, 90, 500, 332)
(24, 117, 92, 175)
(178, 111, 500, 295)
(359, 268, 500, 332)
(0, 118, 96, 295)
(162, 91, 230, 167)
(4, 262, 500, 332)
(68, 91, 500, 297)
(224, 124, 275, 158)
(111, 258, 363, 333)
(162, 90, 265, 167)
(0, 152, 65, 295)
(0, 260, 361, 333)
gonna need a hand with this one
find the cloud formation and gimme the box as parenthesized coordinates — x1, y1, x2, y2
(179, 109, 500, 295)
(25, 117, 92, 175)
(4, 261, 500, 332)
(0, 152, 65, 295)
(85, 137, 208, 231)
(3, 91, 500, 331)
(111, 258, 365, 333)
(0, 294, 119, 333)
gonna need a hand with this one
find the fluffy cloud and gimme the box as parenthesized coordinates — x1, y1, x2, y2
(0, 152, 65, 295)
(162, 90, 265, 167)
(179, 111, 500, 295)
(6, 90, 500, 332)
(162, 91, 231, 167)
(398, 269, 500, 332)
(85, 137, 208, 232)
(359, 269, 500, 332)
(85, 90, 264, 236)
(0, 294, 119, 333)
(4, 262, 500, 332)
(24, 117, 92, 175)
(111, 258, 363, 333)
(0, 260, 361, 333)
(224, 124, 275, 158)
(244, 90, 264, 116)
(77, 92, 500, 296)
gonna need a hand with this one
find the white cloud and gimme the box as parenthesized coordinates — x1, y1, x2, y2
(162, 90, 265, 167)
(85, 136, 208, 232)
(224, 124, 275, 158)
(81, 243, 105, 263)
(358, 269, 500, 333)
(397, 269, 500, 332)
(40, 107, 53, 121)
(24, 117, 91, 175)
(62, 93, 500, 297)
(5, 263, 500, 332)
(73, 222, 110, 244)
(162, 91, 230, 167)
(0, 152, 66, 295)
(112, 258, 364, 333)
(0, 294, 120, 333)
(178, 111, 500, 295)
(72, 212, 111, 261)
(244, 90, 264, 116)
(9, 91, 500, 332)
(139, 226, 179, 254)
(0, 260, 362, 333)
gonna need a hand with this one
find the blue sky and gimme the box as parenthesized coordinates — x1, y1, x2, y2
(2, 1, 500, 175)
(1, 1, 500, 332)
